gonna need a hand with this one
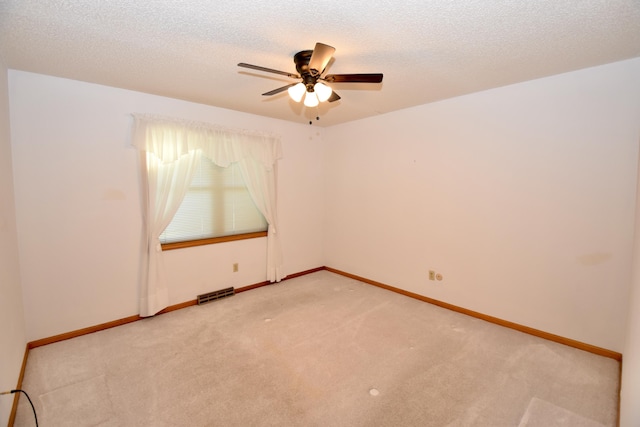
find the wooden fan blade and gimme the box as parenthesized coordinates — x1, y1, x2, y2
(308, 42, 335, 76)
(238, 63, 299, 79)
(328, 91, 341, 102)
(324, 73, 383, 83)
(262, 83, 298, 96)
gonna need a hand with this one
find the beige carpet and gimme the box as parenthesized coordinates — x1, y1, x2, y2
(517, 397, 607, 427)
(14, 270, 620, 426)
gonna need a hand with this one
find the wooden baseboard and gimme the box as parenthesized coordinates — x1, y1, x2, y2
(23, 266, 622, 356)
(236, 267, 325, 293)
(27, 265, 621, 361)
(28, 315, 142, 349)
(156, 299, 197, 315)
(27, 266, 325, 349)
(12, 265, 622, 424)
(7, 344, 29, 427)
(324, 266, 623, 361)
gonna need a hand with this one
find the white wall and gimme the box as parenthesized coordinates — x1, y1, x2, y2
(620, 145, 640, 426)
(0, 59, 27, 425)
(323, 58, 640, 352)
(9, 71, 324, 342)
(7, 58, 640, 422)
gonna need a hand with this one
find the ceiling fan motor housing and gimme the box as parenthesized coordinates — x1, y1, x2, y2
(294, 50, 319, 91)
(293, 50, 313, 74)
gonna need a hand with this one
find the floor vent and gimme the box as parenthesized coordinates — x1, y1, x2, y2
(197, 287, 235, 305)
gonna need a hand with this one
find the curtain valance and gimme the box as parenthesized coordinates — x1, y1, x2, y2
(132, 114, 282, 168)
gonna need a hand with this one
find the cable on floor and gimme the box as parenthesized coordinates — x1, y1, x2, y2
(1, 389, 38, 426)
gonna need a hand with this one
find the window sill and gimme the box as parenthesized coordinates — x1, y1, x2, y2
(161, 231, 268, 251)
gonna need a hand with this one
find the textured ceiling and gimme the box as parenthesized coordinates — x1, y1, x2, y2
(1, 0, 639, 127)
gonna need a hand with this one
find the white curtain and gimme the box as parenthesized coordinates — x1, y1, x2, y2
(139, 149, 201, 317)
(132, 114, 285, 317)
(237, 157, 284, 282)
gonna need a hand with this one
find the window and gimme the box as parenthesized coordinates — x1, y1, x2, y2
(160, 157, 267, 246)
(133, 114, 285, 315)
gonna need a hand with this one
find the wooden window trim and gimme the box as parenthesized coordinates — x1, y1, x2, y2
(161, 230, 267, 251)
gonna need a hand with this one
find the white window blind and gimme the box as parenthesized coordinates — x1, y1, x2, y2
(160, 157, 267, 244)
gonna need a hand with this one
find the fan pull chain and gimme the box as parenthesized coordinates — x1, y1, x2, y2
(309, 107, 320, 125)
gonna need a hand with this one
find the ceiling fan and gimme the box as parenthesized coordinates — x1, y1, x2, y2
(238, 42, 383, 108)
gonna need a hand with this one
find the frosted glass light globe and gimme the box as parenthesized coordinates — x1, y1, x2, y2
(287, 82, 306, 102)
(314, 82, 332, 102)
(304, 91, 319, 107)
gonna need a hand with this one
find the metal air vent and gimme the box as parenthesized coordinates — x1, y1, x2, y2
(197, 287, 235, 305)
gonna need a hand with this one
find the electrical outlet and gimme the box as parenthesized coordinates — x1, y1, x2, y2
(429, 270, 435, 280)
(233, 263, 239, 272)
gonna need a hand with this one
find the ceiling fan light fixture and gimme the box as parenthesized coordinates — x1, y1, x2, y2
(314, 82, 332, 102)
(288, 82, 306, 102)
(239, 41, 383, 111)
(303, 91, 319, 107)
